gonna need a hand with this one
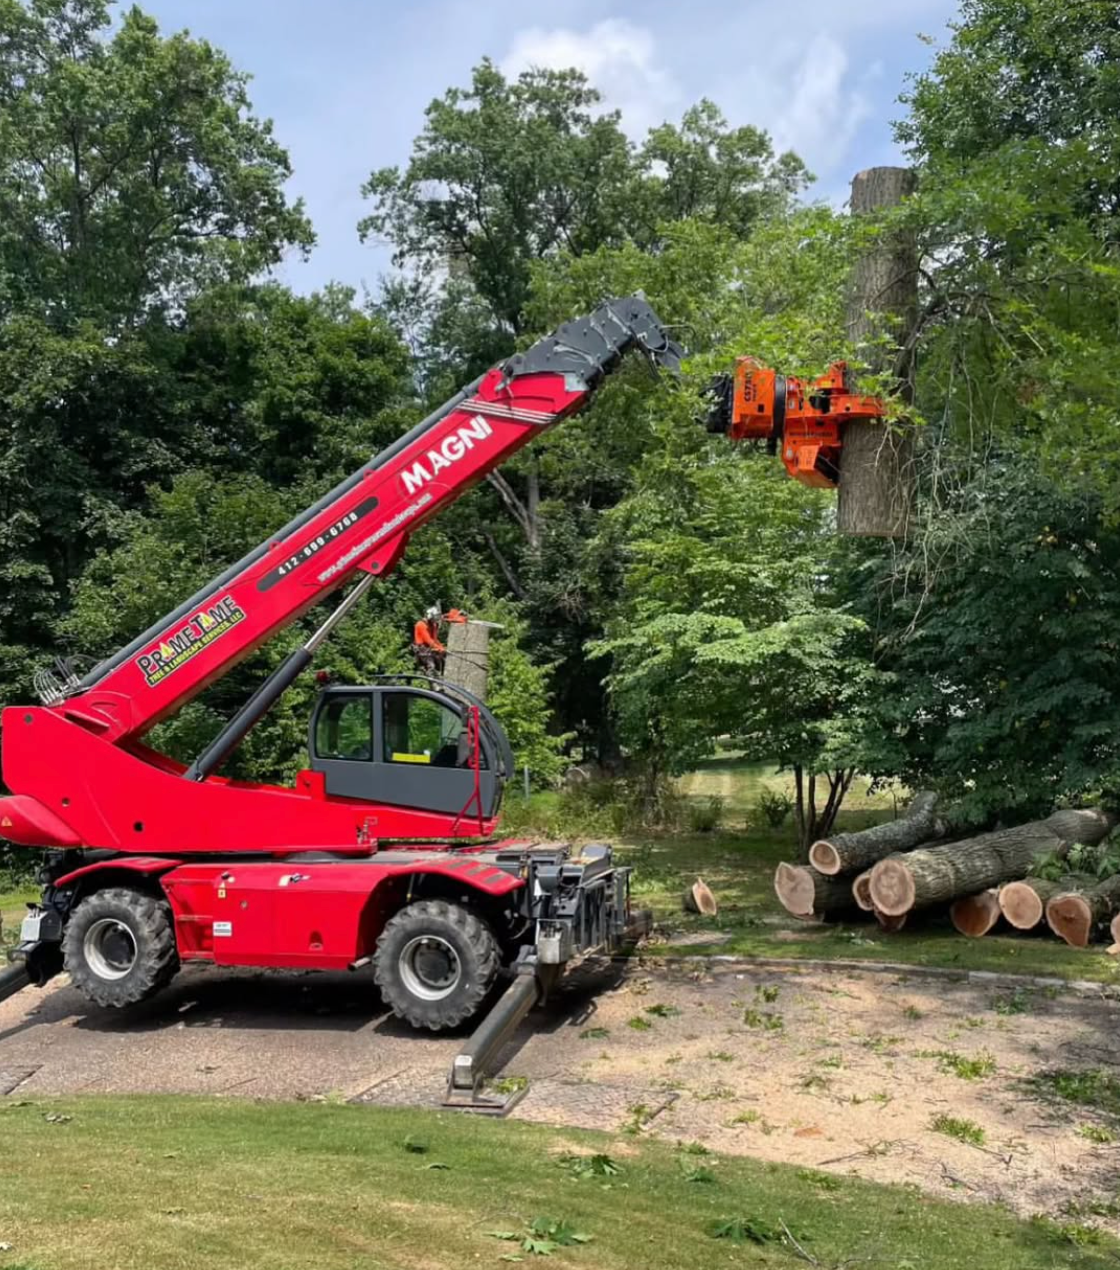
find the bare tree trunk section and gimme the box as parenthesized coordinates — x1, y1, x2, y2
(809, 791, 941, 875)
(1046, 874, 1120, 948)
(444, 620, 492, 702)
(950, 890, 1001, 937)
(774, 862, 854, 920)
(868, 809, 1115, 917)
(838, 166, 918, 538)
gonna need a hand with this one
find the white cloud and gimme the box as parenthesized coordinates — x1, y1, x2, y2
(501, 18, 682, 139)
(761, 34, 880, 177)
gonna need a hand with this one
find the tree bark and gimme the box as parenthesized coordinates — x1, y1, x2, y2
(950, 890, 1001, 938)
(1046, 874, 1120, 948)
(774, 862, 854, 920)
(998, 874, 1095, 931)
(809, 791, 942, 875)
(444, 619, 492, 702)
(868, 809, 1116, 917)
(837, 166, 918, 538)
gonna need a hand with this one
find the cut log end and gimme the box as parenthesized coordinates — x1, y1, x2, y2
(852, 871, 874, 911)
(774, 862, 815, 918)
(683, 878, 717, 917)
(1046, 893, 1094, 949)
(998, 880, 1046, 931)
(950, 890, 1001, 938)
(809, 840, 842, 875)
(1112, 912, 1120, 948)
(868, 857, 916, 917)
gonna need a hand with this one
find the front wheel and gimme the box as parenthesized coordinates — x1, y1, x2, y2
(62, 887, 179, 1009)
(373, 899, 499, 1031)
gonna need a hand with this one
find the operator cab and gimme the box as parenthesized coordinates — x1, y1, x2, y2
(308, 679, 512, 818)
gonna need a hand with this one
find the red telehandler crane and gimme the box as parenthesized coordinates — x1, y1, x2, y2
(0, 296, 883, 1109)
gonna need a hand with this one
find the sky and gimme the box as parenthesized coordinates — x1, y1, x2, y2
(141, 0, 962, 297)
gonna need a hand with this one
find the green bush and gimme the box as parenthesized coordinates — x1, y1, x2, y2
(755, 788, 794, 828)
(687, 796, 724, 834)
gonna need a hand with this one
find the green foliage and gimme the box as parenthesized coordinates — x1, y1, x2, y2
(1030, 1069, 1120, 1120)
(755, 788, 794, 828)
(686, 796, 723, 834)
(0, 0, 313, 328)
(930, 1114, 986, 1146)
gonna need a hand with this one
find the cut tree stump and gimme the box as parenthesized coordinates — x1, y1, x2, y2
(837, 166, 918, 538)
(774, 862, 854, 920)
(998, 874, 1095, 931)
(950, 890, 1001, 938)
(809, 791, 941, 876)
(868, 809, 1115, 918)
(1046, 874, 1120, 948)
(444, 619, 494, 701)
(683, 878, 717, 917)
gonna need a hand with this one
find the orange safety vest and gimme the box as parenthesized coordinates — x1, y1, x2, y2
(413, 619, 445, 652)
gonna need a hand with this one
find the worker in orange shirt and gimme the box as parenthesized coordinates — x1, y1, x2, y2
(413, 605, 446, 674)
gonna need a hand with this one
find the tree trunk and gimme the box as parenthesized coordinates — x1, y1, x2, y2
(998, 874, 1095, 931)
(444, 620, 492, 701)
(837, 166, 918, 539)
(1046, 874, 1120, 948)
(794, 765, 855, 857)
(809, 790, 942, 875)
(950, 890, 1001, 938)
(774, 862, 854, 920)
(868, 809, 1115, 917)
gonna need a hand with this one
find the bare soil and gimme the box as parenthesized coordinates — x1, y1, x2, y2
(1, 956, 1116, 1227)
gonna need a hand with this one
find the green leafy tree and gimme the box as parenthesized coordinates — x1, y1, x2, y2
(0, 0, 314, 327)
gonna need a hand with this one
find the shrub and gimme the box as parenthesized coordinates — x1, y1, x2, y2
(687, 795, 724, 833)
(756, 788, 794, 828)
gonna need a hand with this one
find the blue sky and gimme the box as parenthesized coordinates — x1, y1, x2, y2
(142, 0, 961, 296)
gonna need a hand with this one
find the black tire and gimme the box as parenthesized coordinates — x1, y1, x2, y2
(373, 899, 499, 1031)
(62, 887, 179, 1009)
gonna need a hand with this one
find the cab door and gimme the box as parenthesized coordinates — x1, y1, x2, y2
(310, 687, 500, 816)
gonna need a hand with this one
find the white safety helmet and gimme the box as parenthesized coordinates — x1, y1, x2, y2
(425, 605, 441, 622)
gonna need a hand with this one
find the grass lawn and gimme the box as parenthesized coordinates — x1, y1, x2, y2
(0, 1096, 1114, 1270)
(0, 885, 35, 950)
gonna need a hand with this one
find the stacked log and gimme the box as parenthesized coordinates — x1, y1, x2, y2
(809, 792, 943, 876)
(998, 875, 1095, 931)
(1046, 875, 1120, 948)
(868, 810, 1115, 918)
(950, 890, 1001, 938)
(771, 798, 1120, 956)
(773, 863, 855, 920)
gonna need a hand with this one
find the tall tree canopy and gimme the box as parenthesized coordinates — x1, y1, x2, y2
(0, 0, 314, 328)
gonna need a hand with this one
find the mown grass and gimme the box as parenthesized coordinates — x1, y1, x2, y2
(0, 1096, 1114, 1270)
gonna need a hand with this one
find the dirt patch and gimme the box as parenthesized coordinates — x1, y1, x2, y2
(513, 959, 1120, 1229)
(1, 956, 1117, 1228)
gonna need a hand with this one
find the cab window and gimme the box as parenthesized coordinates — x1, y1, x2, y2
(382, 693, 484, 768)
(314, 694, 373, 761)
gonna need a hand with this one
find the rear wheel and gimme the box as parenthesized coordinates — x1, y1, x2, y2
(63, 887, 179, 1009)
(374, 899, 499, 1031)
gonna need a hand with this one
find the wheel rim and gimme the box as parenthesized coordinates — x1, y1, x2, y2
(83, 918, 138, 981)
(398, 935, 461, 1001)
